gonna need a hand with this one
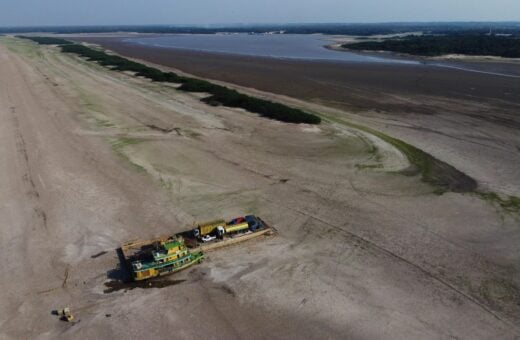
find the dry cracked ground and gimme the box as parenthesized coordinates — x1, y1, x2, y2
(0, 37, 519, 339)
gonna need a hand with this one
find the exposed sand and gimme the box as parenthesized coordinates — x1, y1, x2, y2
(74, 36, 520, 196)
(0, 37, 519, 339)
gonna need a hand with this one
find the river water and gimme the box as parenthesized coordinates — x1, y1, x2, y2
(125, 34, 415, 64)
(125, 34, 520, 78)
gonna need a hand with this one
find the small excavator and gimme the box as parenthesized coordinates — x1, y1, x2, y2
(54, 307, 74, 322)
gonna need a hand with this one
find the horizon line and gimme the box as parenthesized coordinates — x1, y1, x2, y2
(2, 21, 520, 29)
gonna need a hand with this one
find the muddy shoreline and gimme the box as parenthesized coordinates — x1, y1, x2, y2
(70, 36, 520, 196)
(71, 37, 520, 114)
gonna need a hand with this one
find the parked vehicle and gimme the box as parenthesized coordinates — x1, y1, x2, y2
(192, 219, 226, 238)
(201, 234, 217, 242)
(245, 215, 263, 231)
(216, 215, 264, 238)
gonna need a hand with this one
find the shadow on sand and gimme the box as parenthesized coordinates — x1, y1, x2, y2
(104, 247, 185, 294)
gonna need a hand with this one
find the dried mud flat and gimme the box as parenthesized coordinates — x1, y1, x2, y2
(0, 37, 519, 339)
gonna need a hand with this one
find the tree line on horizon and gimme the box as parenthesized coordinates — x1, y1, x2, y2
(345, 34, 520, 58)
(5, 22, 520, 36)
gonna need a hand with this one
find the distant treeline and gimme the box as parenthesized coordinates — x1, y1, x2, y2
(345, 34, 520, 58)
(5, 22, 520, 36)
(19, 36, 320, 125)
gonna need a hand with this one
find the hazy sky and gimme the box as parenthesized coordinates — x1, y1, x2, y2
(1, 0, 519, 27)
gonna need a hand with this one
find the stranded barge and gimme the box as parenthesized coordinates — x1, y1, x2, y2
(121, 215, 273, 281)
(130, 238, 204, 281)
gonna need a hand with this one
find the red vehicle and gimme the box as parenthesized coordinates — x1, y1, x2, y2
(228, 216, 246, 225)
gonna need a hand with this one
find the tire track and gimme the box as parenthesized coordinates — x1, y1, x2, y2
(259, 192, 520, 333)
(9, 105, 48, 230)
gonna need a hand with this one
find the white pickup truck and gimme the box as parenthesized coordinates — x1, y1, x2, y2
(201, 234, 217, 243)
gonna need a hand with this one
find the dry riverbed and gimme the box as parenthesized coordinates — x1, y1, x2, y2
(0, 37, 519, 339)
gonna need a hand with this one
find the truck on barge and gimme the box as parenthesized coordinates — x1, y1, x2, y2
(121, 215, 273, 281)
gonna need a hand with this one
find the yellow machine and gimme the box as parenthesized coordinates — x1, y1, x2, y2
(193, 219, 226, 237)
(56, 308, 74, 322)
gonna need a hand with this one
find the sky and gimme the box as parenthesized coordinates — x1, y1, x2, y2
(1, 0, 519, 27)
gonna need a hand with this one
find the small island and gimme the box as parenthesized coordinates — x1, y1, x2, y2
(344, 34, 520, 58)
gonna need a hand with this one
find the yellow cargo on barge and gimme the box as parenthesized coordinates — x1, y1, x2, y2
(120, 215, 274, 281)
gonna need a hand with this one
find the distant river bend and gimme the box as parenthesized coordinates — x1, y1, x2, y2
(125, 34, 520, 78)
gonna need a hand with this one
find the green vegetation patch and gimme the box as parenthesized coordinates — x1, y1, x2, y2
(345, 34, 520, 58)
(111, 137, 141, 150)
(326, 116, 477, 193)
(475, 192, 520, 214)
(478, 277, 520, 310)
(159, 177, 175, 191)
(197, 86, 321, 124)
(95, 118, 115, 128)
(380, 135, 477, 193)
(327, 115, 520, 215)
(110, 138, 145, 172)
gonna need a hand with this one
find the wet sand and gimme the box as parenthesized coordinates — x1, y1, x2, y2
(73, 37, 520, 114)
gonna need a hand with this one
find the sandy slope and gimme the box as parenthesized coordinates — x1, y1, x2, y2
(0, 38, 519, 339)
(79, 36, 520, 197)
